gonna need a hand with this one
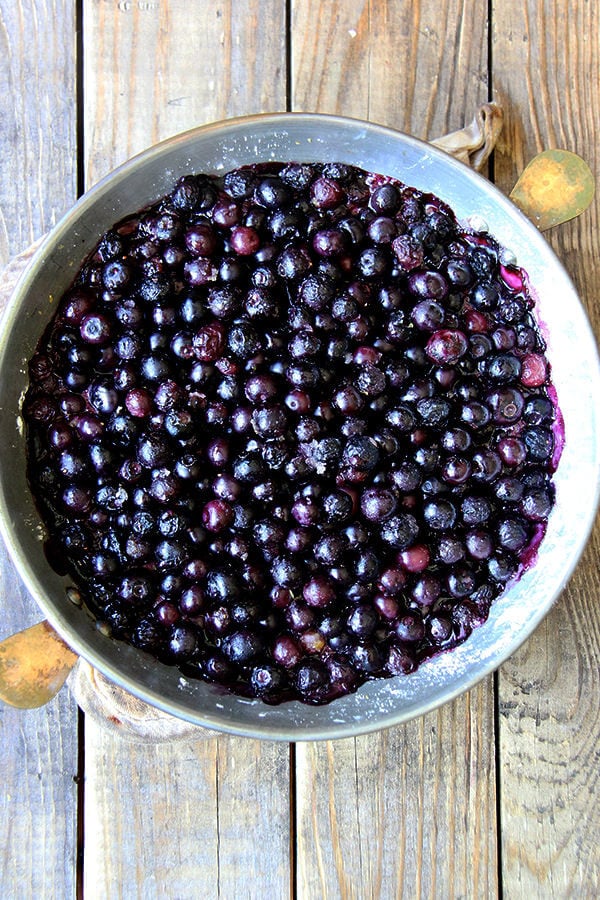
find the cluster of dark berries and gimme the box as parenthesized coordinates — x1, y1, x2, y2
(24, 161, 558, 704)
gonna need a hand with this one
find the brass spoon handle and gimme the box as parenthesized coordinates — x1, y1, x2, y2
(0, 621, 78, 708)
(509, 149, 595, 231)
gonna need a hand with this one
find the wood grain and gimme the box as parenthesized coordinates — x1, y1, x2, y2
(84, 0, 288, 184)
(83, 732, 291, 899)
(0, 2, 79, 897)
(82, 3, 291, 897)
(0, 0, 77, 266)
(291, 3, 499, 898)
(291, 0, 489, 138)
(493, 0, 600, 895)
(296, 683, 498, 899)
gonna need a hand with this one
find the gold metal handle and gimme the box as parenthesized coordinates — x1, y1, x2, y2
(0, 620, 78, 708)
(509, 148, 595, 231)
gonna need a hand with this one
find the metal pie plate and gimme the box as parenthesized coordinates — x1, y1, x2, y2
(0, 113, 598, 740)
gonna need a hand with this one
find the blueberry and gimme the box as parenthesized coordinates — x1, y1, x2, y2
(304, 437, 342, 473)
(417, 397, 451, 426)
(408, 270, 448, 301)
(80, 314, 111, 345)
(347, 604, 379, 638)
(460, 401, 491, 430)
(523, 396, 554, 425)
(228, 322, 262, 358)
(470, 334, 493, 358)
(426, 329, 468, 364)
(411, 299, 445, 330)
(355, 364, 386, 397)
(522, 487, 554, 521)
(137, 434, 170, 468)
(349, 643, 384, 674)
(193, 322, 226, 361)
(277, 245, 312, 280)
(370, 183, 400, 213)
(281, 163, 315, 190)
(447, 565, 476, 597)
(311, 177, 344, 209)
(446, 258, 473, 287)
(313, 229, 347, 258)
(164, 409, 194, 438)
(354, 548, 380, 582)
(295, 659, 329, 699)
(223, 168, 256, 199)
(303, 576, 336, 608)
(252, 405, 287, 438)
(96, 483, 129, 511)
(471, 284, 499, 310)
(487, 552, 516, 583)
(428, 615, 453, 643)
(486, 353, 522, 383)
(140, 354, 171, 382)
(461, 495, 492, 525)
(139, 274, 172, 304)
(342, 435, 380, 471)
(272, 555, 303, 588)
(498, 518, 529, 551)
(465, 529, 493, 560)
(523, 426, 554, 461)
(391, 461, 421, 491)
(166, 625, 197, 660)
(423, 499, 456, 530)
(368, 217, 396, 244)
(297, 273, 333, 310)
(495, 476, 524, 503)
(250, 665, 285, 697)
(255, 177, 291, 208)
(360, 487, 397, 522)
(380, 513, 419, 549)
(107, 412, 139, 447)
(487, 387, 524, 424)
(314, 533, 348, 565)
(471, 450, 502, 482)
(358, 247, 390, 279)
(331, 295, 359, 322)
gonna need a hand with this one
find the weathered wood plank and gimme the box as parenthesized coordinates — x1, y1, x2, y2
(0, 552, 80, 900)
(0, 0, 77, 265)
(83, 732, 292, 899)
(493, 1, 600, 895)
(82, 3, 291, 897)
(0, 1, 79, 897)
(296, 683, 497, 899)
(213, 738, 292, 897)
(497, 538, 600, 897)
(291, 0, 489, 138)
(84, 0, 288, 184)
(291, 2, 498, 898)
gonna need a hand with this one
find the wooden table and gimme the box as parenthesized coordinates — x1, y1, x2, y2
(1, 2, 599, 897)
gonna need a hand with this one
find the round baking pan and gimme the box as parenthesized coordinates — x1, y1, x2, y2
(0, 113, 598, 739)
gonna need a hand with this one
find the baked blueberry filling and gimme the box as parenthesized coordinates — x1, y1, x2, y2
(24, 162, 559, 704)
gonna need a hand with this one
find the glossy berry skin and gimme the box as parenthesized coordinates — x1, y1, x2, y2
(24, 160, 558, 707)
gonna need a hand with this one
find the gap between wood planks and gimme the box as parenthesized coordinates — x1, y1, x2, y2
(75, 3, 86, 898)
(487, 2, 505, 896)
